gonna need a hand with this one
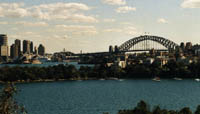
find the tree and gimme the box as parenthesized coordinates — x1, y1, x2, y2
(0, 83, 27, 114)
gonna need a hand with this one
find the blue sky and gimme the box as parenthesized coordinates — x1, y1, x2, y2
(0, 0, 200, 53)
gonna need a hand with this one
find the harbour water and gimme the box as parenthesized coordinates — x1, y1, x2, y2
(14, 79, 200, 114)
(0, 62, 94, 69)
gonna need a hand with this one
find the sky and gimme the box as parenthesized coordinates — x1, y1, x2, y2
(0, 0, 200, 53)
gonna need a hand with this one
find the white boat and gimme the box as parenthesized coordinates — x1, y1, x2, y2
(152, 77, 161, 82)
(99, 79, 105, 81)
(173, 77, 183, 81)
(195, 78, 200, 82)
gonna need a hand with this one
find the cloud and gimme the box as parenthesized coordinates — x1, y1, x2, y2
(15, 21, 48, 27)
(103, 18, 116, 22)
(116, 6, 136, 13)
(157, 18, 168, 24)
(55, 25, 98, 36)
(0, 3, 28, 18)
(102, 0, 126, 5)
(104, 26, 141, 36)
(0, 2, 98, 23)
(29, 2, 98, 23)
(181, 0, 200, 8)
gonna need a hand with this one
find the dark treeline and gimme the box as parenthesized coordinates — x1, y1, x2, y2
(104, 100, 200, 114)
(1, 60, 200, 82)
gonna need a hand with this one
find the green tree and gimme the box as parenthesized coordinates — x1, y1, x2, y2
(0, 83, 27, 114)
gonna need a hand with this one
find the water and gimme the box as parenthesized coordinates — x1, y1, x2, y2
(0, 62, 94, 69)
(11, 79, 200, 114)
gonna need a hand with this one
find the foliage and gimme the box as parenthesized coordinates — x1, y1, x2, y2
(0, 83, 27, 114)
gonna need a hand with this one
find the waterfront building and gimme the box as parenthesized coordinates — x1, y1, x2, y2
(15, 39, 21, 57)
(30, 41, 33, 53)
(10, 44, 19, 59)
(0, 34, 8, 57)
(38, 44, 45, 56)
(23, 40, 31, 54)
(0, 34, 8, 46)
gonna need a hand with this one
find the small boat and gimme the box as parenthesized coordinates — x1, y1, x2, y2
(152, 77, 161, 82)
(173, 77, 183, 81)
(195, 78, 200, 82)
(99, 79, 105, 81)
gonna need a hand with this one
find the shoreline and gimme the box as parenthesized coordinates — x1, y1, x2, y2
(0, 77, 199, 84)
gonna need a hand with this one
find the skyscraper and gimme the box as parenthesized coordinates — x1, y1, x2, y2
(15, 39, 21, 56)
(10, 44, 19, 59)
(38, 44, 45, 56)
(0, 34, 8, 46)
(23, 40, 31, 54)
(0, 34, 8, 57)
(30, 41, 33, 53)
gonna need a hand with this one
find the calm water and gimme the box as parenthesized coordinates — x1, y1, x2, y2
(0, 62, 94, 69)
(12, 79, 200, 114)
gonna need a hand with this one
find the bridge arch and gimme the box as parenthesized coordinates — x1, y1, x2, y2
(118, 35, 179, 51)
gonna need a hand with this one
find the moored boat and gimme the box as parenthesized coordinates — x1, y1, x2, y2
(195, 78, 200, 82)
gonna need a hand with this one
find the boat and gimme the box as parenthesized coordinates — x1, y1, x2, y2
(173, 77, 183, 81)
(195, 78, 200, 82)
(152, 77, 161, 82)
(99, 79, 105, 81)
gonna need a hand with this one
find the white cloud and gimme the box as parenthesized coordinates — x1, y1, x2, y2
(0, 2, 98, 23)
(181, 0, 200, 8)
(15, 21, 48, 27)
(0, 3, 28, 18)
(157, 18, 168, 24)
(103, 18, 116, 22)
(104, 26, 140, 36)
(102, 0, 126, 5)
(29, 2, 98, 23)
(55, 25, 98, 36)
(116, 6, 136, 13)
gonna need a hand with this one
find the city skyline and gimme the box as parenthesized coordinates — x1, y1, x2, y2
(0, 0, 200, 53)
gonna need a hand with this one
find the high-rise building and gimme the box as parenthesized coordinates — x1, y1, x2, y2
(0, 34, 8, 57)
(30, 41, 33, 53)
(15, 39, 21, 56)
(10, 44, 19, 59)
(0, 45, 8, 56)
(23, 40, 31, 54)
(0, 34, 8, 46)
(38, 44, 45, 56)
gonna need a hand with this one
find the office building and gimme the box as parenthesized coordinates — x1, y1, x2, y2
(10, 44, 19, 59)
(15, 39, 21, 56)
(23, 40, 31, 54)
(0, 34, 8, 57)
(30, 41, 33, 53)
(38, 44, 45, 56)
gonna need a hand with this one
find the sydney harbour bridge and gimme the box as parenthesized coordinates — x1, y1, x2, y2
(76, 35, 179, 55)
